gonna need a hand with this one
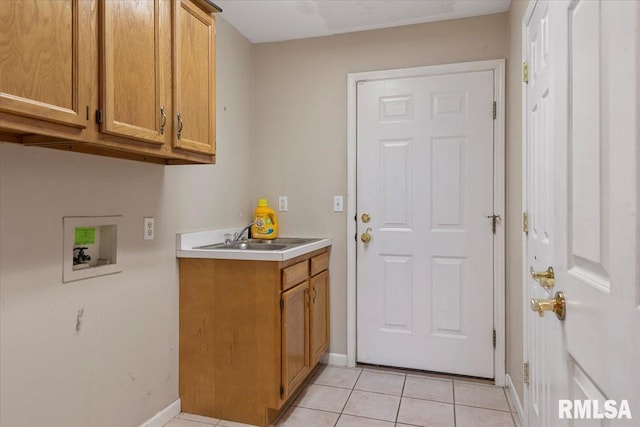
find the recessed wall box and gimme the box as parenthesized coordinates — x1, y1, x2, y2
(63, 216, 122, 283)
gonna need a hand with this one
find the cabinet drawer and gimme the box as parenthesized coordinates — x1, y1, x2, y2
(310, 252, 330, 276)
(283, 260, 309, 290)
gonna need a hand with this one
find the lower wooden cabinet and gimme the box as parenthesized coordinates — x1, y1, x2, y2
(310, 270, 330, 366)
(281, 280, 310, 399)
(178, 247, 331, 427)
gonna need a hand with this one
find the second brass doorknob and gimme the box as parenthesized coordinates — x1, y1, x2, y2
(531, 291, 566, 320)
(361, 227, 372, 243)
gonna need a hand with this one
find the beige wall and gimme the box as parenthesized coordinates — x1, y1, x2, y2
(252, 13, 509, 358)
(0, 17, 253, 427)
(506, 0, 529, 404)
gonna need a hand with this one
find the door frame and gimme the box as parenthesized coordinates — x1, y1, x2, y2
(522, 1, 539, 423)
(346, 59, 506, 386)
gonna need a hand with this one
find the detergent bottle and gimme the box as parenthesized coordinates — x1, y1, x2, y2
(251, 199, 279, 239)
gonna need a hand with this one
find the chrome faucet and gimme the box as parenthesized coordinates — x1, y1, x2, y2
(233, 223, 254, 243)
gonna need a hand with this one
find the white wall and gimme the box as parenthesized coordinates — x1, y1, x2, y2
(252, 13, 509, 357)
(0, 17, 253, 427)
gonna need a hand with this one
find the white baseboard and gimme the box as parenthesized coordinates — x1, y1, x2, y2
(140, 399, 181, 427)
(320, 352, 348, 367)
(505, 374, 525, 425)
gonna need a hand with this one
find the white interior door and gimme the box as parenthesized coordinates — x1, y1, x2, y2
(524, 2, 567, 425)
(356, 70, 496, 378)
(525, 0, 639, 425)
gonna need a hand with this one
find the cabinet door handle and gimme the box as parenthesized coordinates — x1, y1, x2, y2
(312, 287, 317, 303)
(159, 106, 167, 135)
(177, 113, 183, 140)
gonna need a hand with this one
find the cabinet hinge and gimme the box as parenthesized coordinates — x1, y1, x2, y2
(523, 62, 529, 84)
(492, 329, 496, 348)
(524, 362, 530, 385)
(493, 101, 497, 120)
(280, 298, 284, 310)
(95, 109, 103, 124)
(523, 211, 529, 234)
(280, 385, 284, 399)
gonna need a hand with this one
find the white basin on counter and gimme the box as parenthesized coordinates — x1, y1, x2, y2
(176, 228, 332, 261)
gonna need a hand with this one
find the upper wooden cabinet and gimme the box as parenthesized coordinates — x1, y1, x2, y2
(0, 0, 91, 130)
(173, 0, 216, 155)
(100, 0, 170, 145)
(0, 0, 220, 165)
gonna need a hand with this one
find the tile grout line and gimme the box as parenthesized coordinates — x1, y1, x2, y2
(452, 380, 457, 427)
(333, 367, 364, 427)
(455, 403, 513, 413)
(394, 374, 407, 424)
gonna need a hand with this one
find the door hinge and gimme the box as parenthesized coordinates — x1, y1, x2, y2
(523, 62, 529, 84)
(280, 385, 285, 399)
(524, 362, 530, 385)
(355, 233, 358, 242)
(523, 211, 529, 234)
(492, 329, 496, 348)
(95, 109, 103, 124)
(280, 298, 284, 310)
(493, 101, 497, 120)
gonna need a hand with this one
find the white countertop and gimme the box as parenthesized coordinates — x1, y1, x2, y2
(176, 228, 332, 261)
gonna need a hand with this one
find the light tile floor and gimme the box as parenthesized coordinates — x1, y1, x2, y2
(165, 364, 521, 427)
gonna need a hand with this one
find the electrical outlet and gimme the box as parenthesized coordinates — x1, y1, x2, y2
(144, 217, 155, 240)
(333, 196, 344, 212)
(278, 196, 288, 212)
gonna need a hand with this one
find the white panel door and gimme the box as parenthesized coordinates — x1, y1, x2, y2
(556, 0, 639, 421)
(525, 0, 639, 425)
(356, 71, 495, 378)
(524, 2, 567, 425)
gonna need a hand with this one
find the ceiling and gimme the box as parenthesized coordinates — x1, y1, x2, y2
(215, 0, 512, 44)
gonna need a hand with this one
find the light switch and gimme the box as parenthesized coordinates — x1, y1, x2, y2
(144, 217, 155, 240)
(278, 196, 288, 212)
(333, 196, 344, 212)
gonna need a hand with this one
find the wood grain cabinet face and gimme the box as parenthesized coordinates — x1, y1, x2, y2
(178, 247, 330, 427)
(172, 0, 216, 155)
(0, 0, 218, 164)
(281, 280, 310, 399)
(100, 0, 169, 145)
(310, 270, 330, 366)
(0, 0, 91, 129)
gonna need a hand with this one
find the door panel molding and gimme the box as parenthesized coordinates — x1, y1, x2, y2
(346, 59, 506, 386)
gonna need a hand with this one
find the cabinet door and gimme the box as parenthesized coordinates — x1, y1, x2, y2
(310, 270, 330, 366)
(173, 0, 216, 155)
(282, 281, 310, 399)
(0, 0, 90, 128)
(100, 0, 168, 144)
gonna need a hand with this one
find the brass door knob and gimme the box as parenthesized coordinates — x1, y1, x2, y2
(530, 291, 566, 320)
(361, 213, 371, 223)
(530, 266, 555, 290)
(361, 227, 372, 243)
(530, 266, 554, 279)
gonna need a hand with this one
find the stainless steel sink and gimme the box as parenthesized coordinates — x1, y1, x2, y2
(247, 238, 321, 245)
(195, 238, 320, 251)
